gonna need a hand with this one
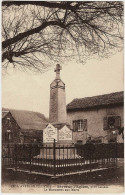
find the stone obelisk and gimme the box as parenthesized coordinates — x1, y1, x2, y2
(49, 64, 67, 124)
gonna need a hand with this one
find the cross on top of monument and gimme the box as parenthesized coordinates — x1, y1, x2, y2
(54, 64, 62, 79)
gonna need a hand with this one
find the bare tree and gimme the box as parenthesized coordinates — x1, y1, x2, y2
(2, 1, 123, 72)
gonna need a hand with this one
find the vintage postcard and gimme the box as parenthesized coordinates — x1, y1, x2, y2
(1, 1, 124, 194)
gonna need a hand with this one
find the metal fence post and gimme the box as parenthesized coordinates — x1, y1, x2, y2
(53, 139, 56, 176)
(116, 140, 118, 168)
(90, 152, 92, 172)
(15, 144, 17, 171)
(7, 144, 10, 166)
(29, 144, 32, 172)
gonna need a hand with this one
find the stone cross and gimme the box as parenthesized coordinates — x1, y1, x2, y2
(54, 64, 62, 79)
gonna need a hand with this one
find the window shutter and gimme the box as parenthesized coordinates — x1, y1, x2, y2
(72, 121, 74, 131)
(73, 121, 76, 131)
(115, 116, 121, 129)
(103, 117, 108, 130)
(75, 120, 78, 131)
(83, 119, 87, 131)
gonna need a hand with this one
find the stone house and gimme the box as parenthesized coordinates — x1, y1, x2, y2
(2, 109, 48, 144)
(67, 91, 124, 144)
(2, 111, 21, 143)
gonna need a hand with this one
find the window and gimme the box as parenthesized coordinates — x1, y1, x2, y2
(77, 140, 83, 144)
(73, 119, 87, 131)
(103, 116, 121, 130)
(5, 130, 12, 143)
(6, 117, 12, 128)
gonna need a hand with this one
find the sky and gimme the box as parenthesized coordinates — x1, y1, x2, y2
(2, 51, 124, 117)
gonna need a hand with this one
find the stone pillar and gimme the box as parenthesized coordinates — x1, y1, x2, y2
(49, 64, 67, 123)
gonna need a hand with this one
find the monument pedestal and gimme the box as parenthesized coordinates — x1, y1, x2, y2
(38, 123, 77, 159)
(39, 142, 76, 159)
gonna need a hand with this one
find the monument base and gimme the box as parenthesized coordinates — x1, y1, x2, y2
(37, 143, 78, 159)
(39, 122, 76, 159)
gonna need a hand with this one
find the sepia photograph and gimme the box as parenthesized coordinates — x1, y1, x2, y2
(2, 1, 124, 193)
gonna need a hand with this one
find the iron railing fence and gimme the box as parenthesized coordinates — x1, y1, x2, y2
(2, 141, 118, 176)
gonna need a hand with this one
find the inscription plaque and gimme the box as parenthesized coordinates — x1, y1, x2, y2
(59, 125, 72, 141)
(43, 123, 57, 143)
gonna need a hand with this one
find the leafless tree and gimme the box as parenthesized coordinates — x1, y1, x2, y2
(2, 1, 123, 72)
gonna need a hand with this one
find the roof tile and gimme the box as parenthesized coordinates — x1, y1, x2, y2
(67, 91, 124, 111)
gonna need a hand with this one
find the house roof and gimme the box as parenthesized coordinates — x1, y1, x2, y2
(67, 91, 124, 111)
(2, 108, 48, 130)
(2, 111, 9, 118)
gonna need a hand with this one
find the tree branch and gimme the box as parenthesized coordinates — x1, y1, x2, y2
(2, 1, 78, 10)
(2, 1, 123, 72)
(2, 20, 68, 49)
